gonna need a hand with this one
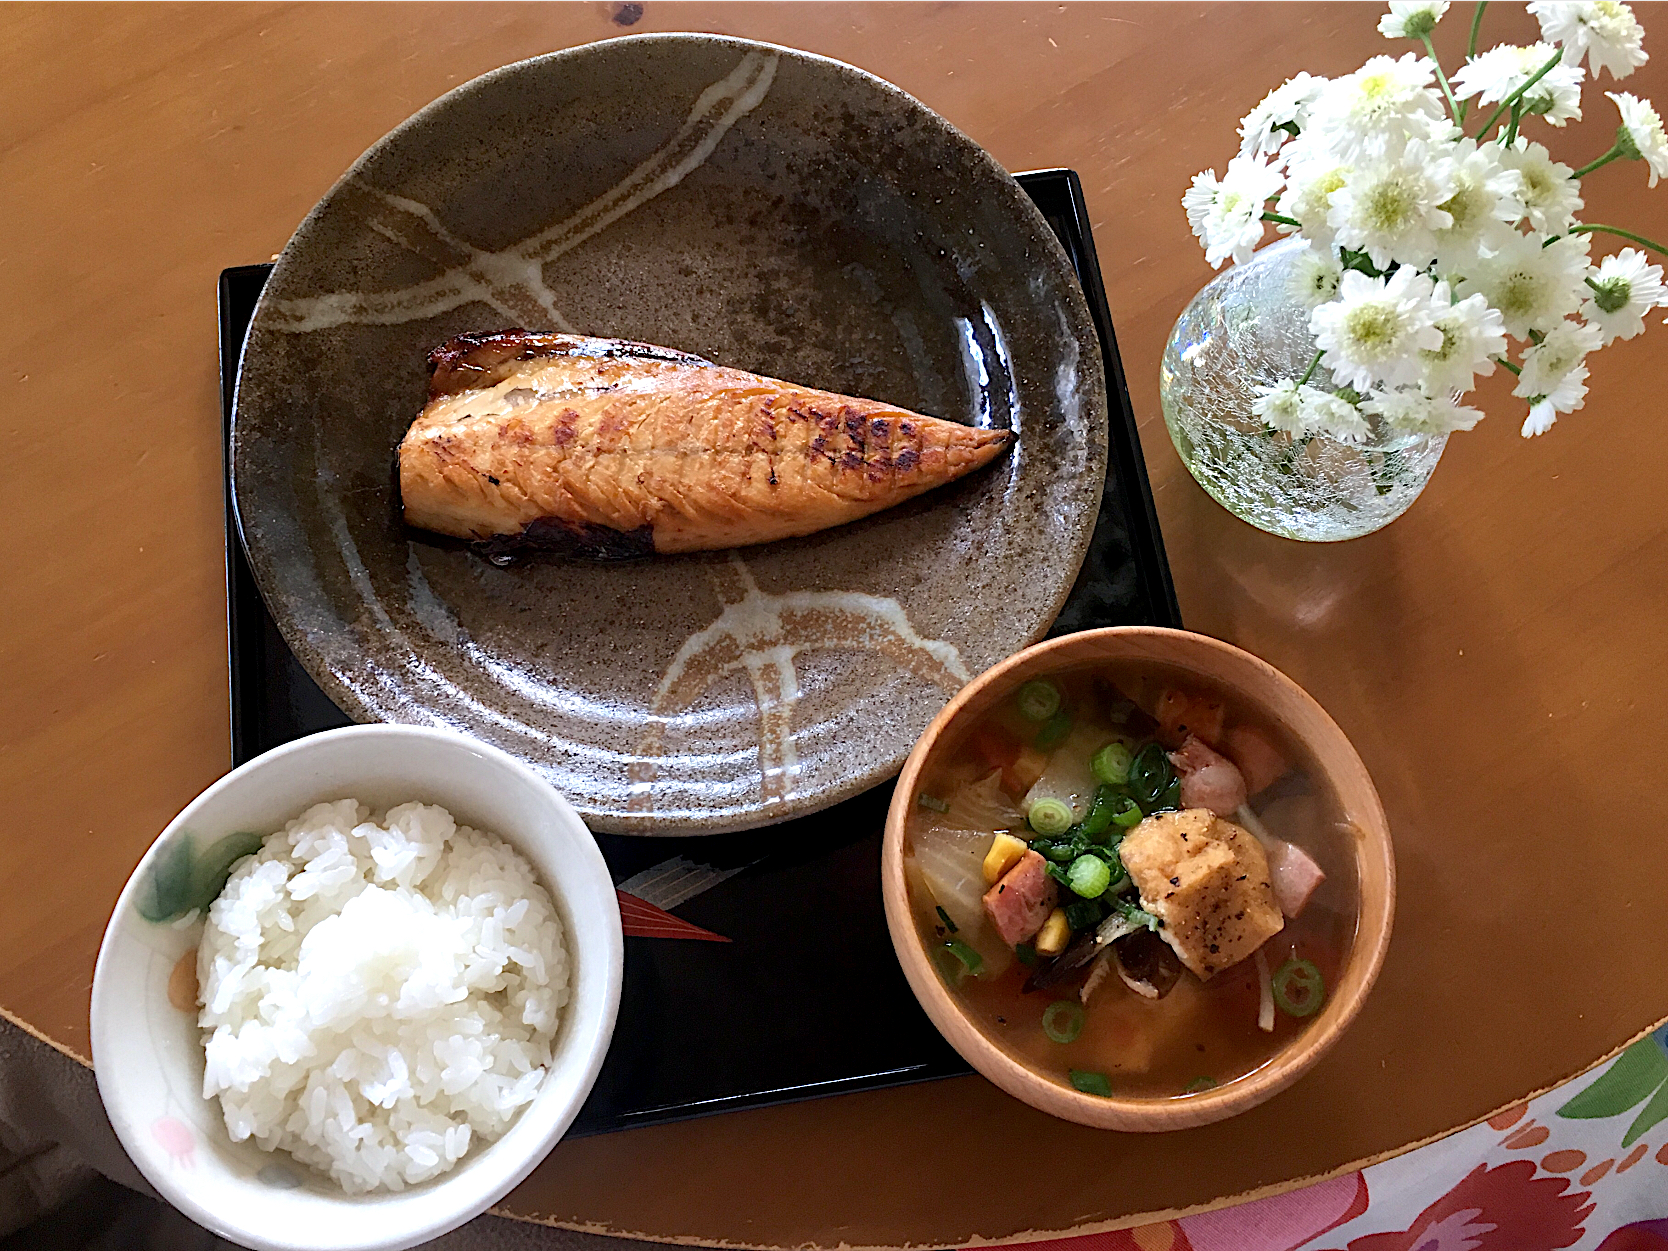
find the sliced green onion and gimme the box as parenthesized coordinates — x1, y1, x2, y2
(1042, 1000, 1086, 1043)
(934, 905, 958, 933)
(1067, 854, 1112, 899)
(1015, 942, 1038, 967)
(1033, 709, 1073, 751)
(1077, 786, 1119, 838)
(1114, 897, 1161, 931)
(1070, 1069, 1113, 1097)
(1112, 796, 1145, 829)
(1100, 852, 1129, 892)
(1016, 680, 1062, 722)
(1127, 741, 1173, 807)
(933, 948, 963, 982)
(1184, 1077, 1218, 1094)
(916, 792, 950, 813)
(1062, 898, 1102, 931)
(945, 939, 984, 978)
(1156, 776, 1182, 813)
(1272, 957, 1325, 1017)
(1092, 741, 1133, 785)
(1028, 797, 1073, 836)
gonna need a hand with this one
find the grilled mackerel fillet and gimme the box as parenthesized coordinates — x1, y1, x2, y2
(398, 330, 1013, 558)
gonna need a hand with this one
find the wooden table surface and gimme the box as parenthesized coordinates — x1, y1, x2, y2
(5, 2, 1667, 1246)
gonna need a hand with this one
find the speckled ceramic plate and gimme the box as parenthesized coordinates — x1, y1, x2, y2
(231, 33, 1107, 834)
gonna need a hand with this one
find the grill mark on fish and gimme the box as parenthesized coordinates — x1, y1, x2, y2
(399, 329, 1014, 557)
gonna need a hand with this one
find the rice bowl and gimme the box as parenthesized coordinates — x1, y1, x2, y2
(91, 725, 622, 1251)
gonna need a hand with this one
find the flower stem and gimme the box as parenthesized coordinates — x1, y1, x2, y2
(1573, 145, 1624, 177)
(1494, 355, 1522, 376)
(1570, 222, 1668, 255)
(1296, 349, 1324, 387)
(1471, 47, 1562, 139)
(1468, 2, 1488, 61)
(1503, 101, 1524, 146)
(1423, 35, 1462, 121)
(1261, 211, 1302, 227)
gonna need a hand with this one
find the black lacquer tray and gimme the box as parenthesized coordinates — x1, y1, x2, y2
(217, 168, 1180, 1136)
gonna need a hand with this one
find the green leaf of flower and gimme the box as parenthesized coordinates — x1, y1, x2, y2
(134, 836, 196, 924)
(1557, 1036, 1668, 1120)
(187, 831, 264, 915)
(1623, 1075, 1668, 1147)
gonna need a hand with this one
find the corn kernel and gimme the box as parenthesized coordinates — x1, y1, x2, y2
(982, 833, 1028, 885)
(1035, 907, 1071, 956)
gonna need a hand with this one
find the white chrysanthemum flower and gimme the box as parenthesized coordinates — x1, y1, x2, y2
(1451, 43, 1585, 125)
(1362, 387, 1486, 433)
(1310, 267, 1444, 391)
(1326, 140, 1457, 268)
(1517, 318, 1604, 393)
(1608, 92, 1668, 186)
(1308, 391, 1373, 442)
(1579, 247, 1668, 342)
(1239, 73, 1328, 159)
(1498, 138, 1584, 233)
(1308, 53, 1448, 161)
(1529, 0, 1649, 80)
(1252, 380, 1319, 435)
(1275, 141, 1353, 248)
(1184, 154, 1285, 268)
(1456, 230, 1591, 336)
(1431, 138, 1527, 269)
(1379, 0, 1449, 40)
(1419, 283, 1509, 393)
(1256, 381, 1372, 441)
(1514, 318, 1602, 435)
(1288, 247, 1345, 308)
(1519, 371, 1588, 434)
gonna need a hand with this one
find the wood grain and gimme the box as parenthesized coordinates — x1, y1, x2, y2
(3, 2, 1666, 1245)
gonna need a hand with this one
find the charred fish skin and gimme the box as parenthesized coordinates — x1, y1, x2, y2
(426, 330, 713, 397)
(398, 329, 1014, 557)
(475, 517, 657, 563)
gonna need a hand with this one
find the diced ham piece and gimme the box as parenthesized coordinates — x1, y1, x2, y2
(1264, 837, 1326, 917)
(981, 850, 1057, 947)
(1168, 735, 1248, 816)
(1223, 724, 1290, 797)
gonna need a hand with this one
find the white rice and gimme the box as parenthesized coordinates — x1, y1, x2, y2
(197, 799, 568, 1194)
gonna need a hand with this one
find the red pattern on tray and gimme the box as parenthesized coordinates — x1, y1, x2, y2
(617, 890, 730, 942)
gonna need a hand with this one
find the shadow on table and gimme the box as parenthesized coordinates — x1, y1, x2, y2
(0, 1174, 233, 1251)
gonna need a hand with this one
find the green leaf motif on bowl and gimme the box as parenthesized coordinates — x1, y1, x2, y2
(134, 831, 264, 924)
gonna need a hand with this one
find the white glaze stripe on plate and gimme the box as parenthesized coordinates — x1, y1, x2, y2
(627, 557, 970, 814)
(265, 50, 780, 336)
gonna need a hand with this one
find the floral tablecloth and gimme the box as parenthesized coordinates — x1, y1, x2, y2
(998, 1025, 1668, 1251)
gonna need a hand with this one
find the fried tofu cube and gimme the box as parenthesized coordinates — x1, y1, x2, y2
(1119, 808, 1283, 979)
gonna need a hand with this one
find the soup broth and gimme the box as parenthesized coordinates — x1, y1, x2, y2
(904, 661, 1359, 1099)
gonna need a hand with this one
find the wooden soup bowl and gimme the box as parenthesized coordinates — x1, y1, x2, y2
(882, 627, 1394, 1131)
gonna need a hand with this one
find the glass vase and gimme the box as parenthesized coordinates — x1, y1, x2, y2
(1159, 237, 1447, 542)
